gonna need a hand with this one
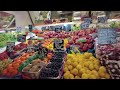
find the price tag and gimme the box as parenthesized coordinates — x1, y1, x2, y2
(98, 16, 107, 23)
(16, 27, 21, 33)
(6, 42, 15, 52)
(54, 39, 64, 50)
(27, 46, 34, 52)
(70, 45, 79, 53)
(17, 34, 26, 42)
(84, 18, 92, 24)
(81, 23, 90, 29)
(28, 25, 33, 32)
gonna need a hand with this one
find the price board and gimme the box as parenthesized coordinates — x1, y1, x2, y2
(54, 25, 62, 32)
(17, 34, 26, 42)
(84, 18, 92, 24)
(81, 23, 90, 29)
(98, 28, 117, 44)
(98, 16, 107, 23)
(6, 42, 15, 52)
(54, 39, 64, 51)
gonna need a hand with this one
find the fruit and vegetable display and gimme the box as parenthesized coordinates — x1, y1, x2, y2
(63, 52, 110, 79)
(0, 59, 12, 74)
(2, 52, 35, 77)
(0, 33, 17, 48)
(1, 15, 120, 79)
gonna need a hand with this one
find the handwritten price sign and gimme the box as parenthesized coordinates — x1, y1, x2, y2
(81, 23, 90, 29)
(6, 42, 15, 52)
(84, 18, 92, 24)
(98, 16, 107, 23)
(54, 39, 64, 51)
(98, 28, 117, 44)
(17, 34, 26, 42)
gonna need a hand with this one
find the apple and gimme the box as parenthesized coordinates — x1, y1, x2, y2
(83, 46, 88, 51)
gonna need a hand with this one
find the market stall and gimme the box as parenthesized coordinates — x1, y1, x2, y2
(0, 11, 120, 79)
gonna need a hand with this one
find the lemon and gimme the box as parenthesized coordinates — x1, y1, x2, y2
(76, 65, 82, 70)
(94, 64, 100, 71)
(82, 73, 89, 79)
(99, 66, 107, 73)
(73, 62, 78, 68)
(89, 75, 97, 79)
(80, 68, 86, 74)
(66, 71, 71, 74)
(89, 64, 94, 70)
(86, 69, 91, 74)
(89, 56, 95, 61)
(75, 76, 80, 79)
(91, 70, 99, 79)
(63, 73, 69, 79)
(66, 60, 71, 65)
(84, 62, 90, 68)
(105, 73, 110, 79)
(84, 52, 92, 59)
(68, 65, 73, 71)
(64, 67, 69, 72)
(72, 68, 79, 75)
(70, 70, 74, 74)
(101, 78, 106, 79)
(98, 71, 105, 78)
(69, 74, 74, 79)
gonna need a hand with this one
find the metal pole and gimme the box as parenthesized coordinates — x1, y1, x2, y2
(27, 11, 34, 26)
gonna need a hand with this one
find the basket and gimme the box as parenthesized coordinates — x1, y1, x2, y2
(105, 60, 120, 79)
(22, 64, 43, 79)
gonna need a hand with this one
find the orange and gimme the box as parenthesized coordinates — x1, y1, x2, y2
(47, 54, 52, 60)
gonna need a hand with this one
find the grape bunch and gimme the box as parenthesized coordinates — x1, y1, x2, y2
(46, 62, 62, 70)
(39, 68, 59, 79)
(50, 58, 63, 63)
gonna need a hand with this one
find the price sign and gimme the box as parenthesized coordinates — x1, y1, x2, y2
(16, 27, 21, 33)
(17, 34, 26, 42)
(70, 45, 79, 53)
(98, 16, 107, 23)
(6, 42, 15, 52)
(27, 46, 34, 52)
(54, 25, 62, 32)
(98, 28, 117, 44)
(84, 18, 92, 24)
(54, 39, 64, 50)
(28, 25, 33, 32)
(81, 23, 90, 29)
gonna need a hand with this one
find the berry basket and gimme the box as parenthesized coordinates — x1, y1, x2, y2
(22, 64, 43, 79)
(39, 62, 64, 79)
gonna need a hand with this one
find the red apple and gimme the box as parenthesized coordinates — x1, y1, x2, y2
(83, 46, 88, 51)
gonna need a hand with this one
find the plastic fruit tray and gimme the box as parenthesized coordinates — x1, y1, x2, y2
(39, 62, 64, 79)
(22, 64, 43, 79)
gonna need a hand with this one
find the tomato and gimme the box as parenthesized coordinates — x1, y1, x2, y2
(2, 69, 8, 75)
